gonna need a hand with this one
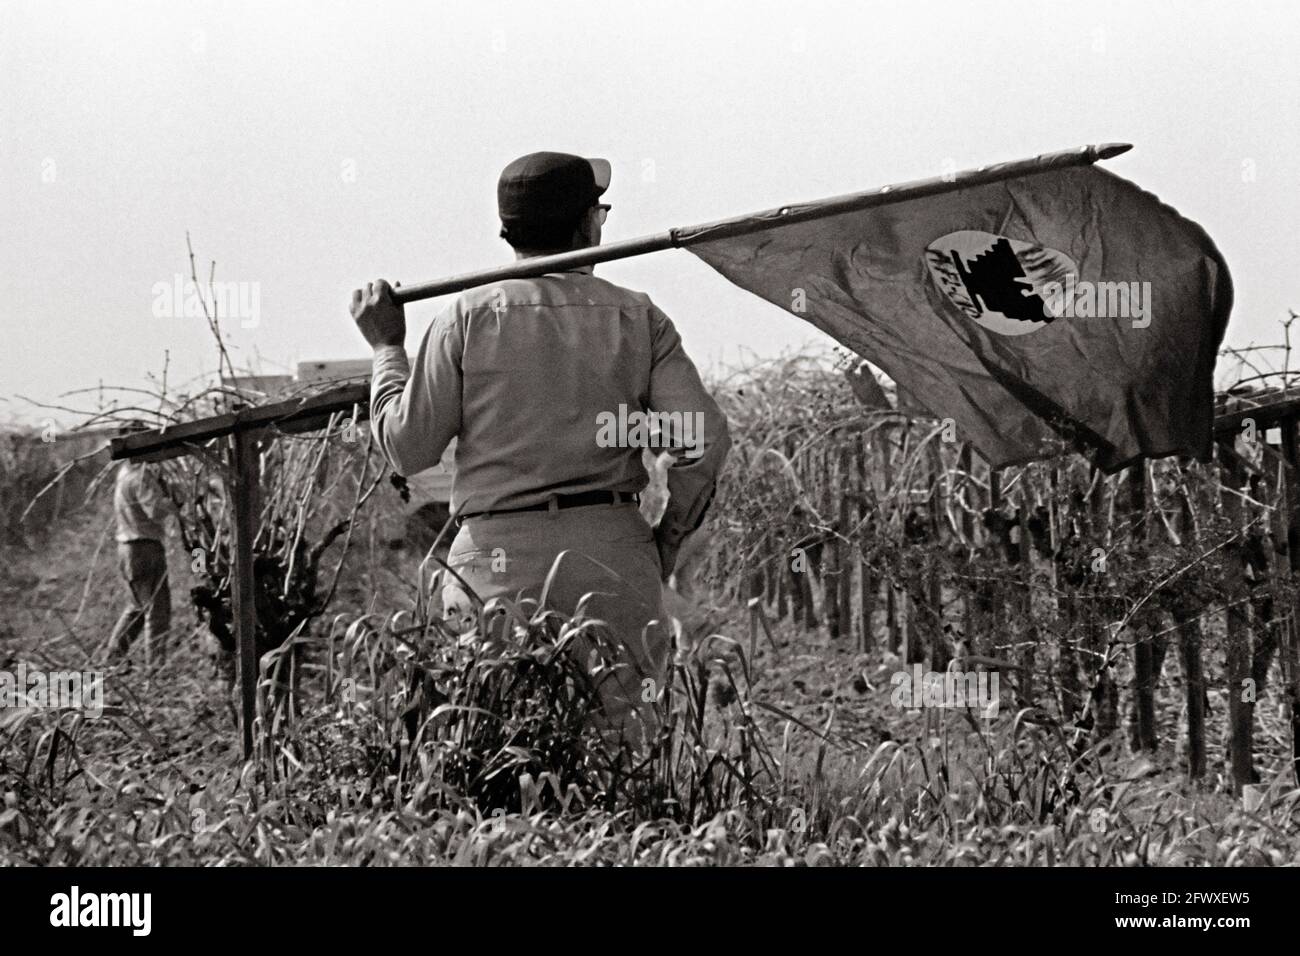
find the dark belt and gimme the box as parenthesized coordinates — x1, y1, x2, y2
(459, 490, 639, 523)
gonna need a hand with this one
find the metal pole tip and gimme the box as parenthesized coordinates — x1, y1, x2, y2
(1095, 142, 1134, 160)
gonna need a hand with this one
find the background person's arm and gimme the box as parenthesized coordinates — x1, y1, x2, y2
(137, 466, 175, 536)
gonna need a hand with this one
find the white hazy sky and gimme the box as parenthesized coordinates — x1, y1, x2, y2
(2, 0, 1298, 424)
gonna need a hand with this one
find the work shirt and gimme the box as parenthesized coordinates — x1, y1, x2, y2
(370, 269, 731, 547)
(113, 461, 170, 543)
(401, 438, 456, 505)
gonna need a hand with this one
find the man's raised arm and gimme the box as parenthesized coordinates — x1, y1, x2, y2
(351, 278, 463, 476)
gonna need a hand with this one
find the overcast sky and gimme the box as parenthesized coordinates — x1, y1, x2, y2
(3, 0, 1298, 425)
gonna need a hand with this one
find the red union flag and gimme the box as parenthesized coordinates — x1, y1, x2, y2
(686, 165, 1232, 471)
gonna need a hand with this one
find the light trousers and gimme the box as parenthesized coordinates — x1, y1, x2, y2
(109, 539, 171, 660)
(443, 502, 670, 743)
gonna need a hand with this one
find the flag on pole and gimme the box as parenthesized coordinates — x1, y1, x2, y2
(685, 165, 1232, 471)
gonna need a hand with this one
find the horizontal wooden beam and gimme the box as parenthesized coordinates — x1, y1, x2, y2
(110, 372, 1300, 468)
(110, 383, 370, 461)
(1213, 396, 1300, 436)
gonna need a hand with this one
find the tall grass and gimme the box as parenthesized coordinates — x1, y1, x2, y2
(5, 611, 1298, 864)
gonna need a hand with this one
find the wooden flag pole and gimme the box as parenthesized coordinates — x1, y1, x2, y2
(392, 142, 1132, 306)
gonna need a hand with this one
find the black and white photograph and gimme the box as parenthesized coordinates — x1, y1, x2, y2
(0, 0, 1295, 934)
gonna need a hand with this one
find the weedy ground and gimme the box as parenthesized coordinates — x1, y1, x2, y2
(1, 493, 1297, 866)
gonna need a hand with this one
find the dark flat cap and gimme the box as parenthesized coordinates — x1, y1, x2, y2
(498, 151, 611, 225)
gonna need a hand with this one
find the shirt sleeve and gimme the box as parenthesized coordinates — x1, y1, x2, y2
(136, 467, 172, 523)
(646, 303, 731, 547)
(370, 305, 464, 476)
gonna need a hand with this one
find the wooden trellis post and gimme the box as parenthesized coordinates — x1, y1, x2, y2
(1214, 395, 1300, 786)
(1128, 461, 1159, 754)
(1173, 477, 1207, 781)
(109, 383, 369, 760)
(1216, 436, 1254, 792)
(229, 429, 262, 757)
(1016, 470, 1036, 700)
(1278, 413, 1300, 781)
(988, 466, 1005, 663)
(856, 428, 877, 651)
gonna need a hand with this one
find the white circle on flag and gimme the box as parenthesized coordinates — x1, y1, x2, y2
(924, 230, 1078, 337)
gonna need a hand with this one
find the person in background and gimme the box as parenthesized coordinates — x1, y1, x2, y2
(352, 151, 731, 745)
(108, 451, 173, 664)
